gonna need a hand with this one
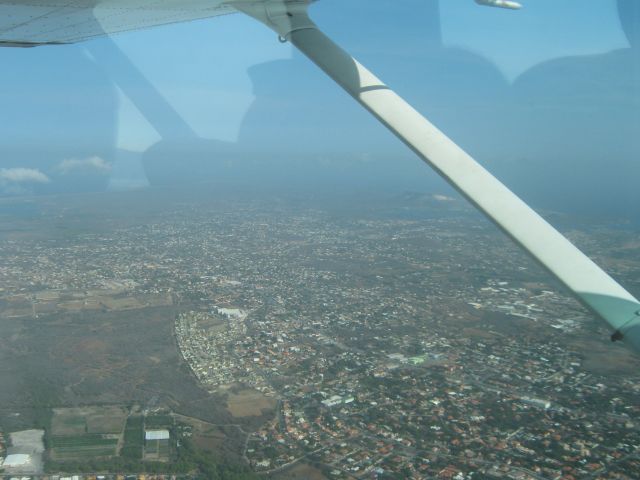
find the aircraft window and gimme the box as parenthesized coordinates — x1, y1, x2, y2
(0, 1, 638, 478)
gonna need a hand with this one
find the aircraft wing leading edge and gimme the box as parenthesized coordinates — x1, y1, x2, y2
(1, 0, 639, 353)
(0, 0, 517, 47)
(0, 0, 233, 46)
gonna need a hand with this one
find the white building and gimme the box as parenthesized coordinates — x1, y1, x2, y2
(2, 453, 31, 467)
(145, 429, 170, 441)
(322, 395, 344, 407)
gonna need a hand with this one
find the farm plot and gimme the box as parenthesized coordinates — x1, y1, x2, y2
(227, 388, 277, 418)
(50, 434, 119, 461)
(143, 438, 171, 462)
(51, 406, 127, 435)
(144, 414, 173, 428)
(49, 406, 128, 461)
(121, 415, 144, 459)
(51, 413, 86, 436)
(87, 412, 127, 434)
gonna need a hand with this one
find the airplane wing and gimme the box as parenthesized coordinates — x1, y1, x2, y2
(0, 0, 233, 46)
(0, 0, 518, 47)
(1, 0, 639, 354)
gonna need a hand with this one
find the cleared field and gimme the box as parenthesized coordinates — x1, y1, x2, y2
(99, 296, 143, 310)
(275, 463, 328, 480)
(50, 435, 118, 460)
(196, 315, 226, 331)
(145, 414, 173, 428)
(49, 407, 128, 461)
(226, 388, 277, 418)
(10, 429, 45, 453)
(52, 446, 117, 461)
(51, 414, 85, 436)
(86, 414, 125, 434)
(52, 406, 127, 436)
(121, 415, 144, 459)
(158, 441, 170, 457)
(51, 435, 118, 448)
(143, 438, 171, 462)
(142, 293, 173, 307)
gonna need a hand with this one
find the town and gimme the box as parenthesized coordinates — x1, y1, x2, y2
(1, 190, 639, 479)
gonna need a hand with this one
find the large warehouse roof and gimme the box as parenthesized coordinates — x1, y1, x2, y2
(2, 453, 31, 467)
(145, 429, 170, 441)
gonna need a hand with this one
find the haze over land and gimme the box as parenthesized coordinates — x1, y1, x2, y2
(0, 0, 638, 222)
(0, 188, 639, 477)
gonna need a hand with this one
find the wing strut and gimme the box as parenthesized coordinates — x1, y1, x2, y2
(234, 0, 640, 353)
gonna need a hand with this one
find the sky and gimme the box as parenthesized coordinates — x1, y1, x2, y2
(0, 0, 638, 221)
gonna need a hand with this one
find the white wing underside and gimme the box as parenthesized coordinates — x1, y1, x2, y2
(0, 0, 233, 46)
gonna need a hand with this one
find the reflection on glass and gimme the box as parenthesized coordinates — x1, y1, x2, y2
(0, 1, 638, 478)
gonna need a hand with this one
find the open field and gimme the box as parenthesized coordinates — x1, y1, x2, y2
(0, 305, 231, 432)
(50, 434, 118, 461)
(274, 463, 328, 480)
(227, 388, 277, 418)
(51, 413, 85, 436)
(121, 415, 144, 459)
(195, 314, 227, 333)
(50, 407, 125, 461)
(51, 435, 118, 448)
(52, 406, 128, 436)
(145, 414, 173, 428)
(173, 413, 245, 462)
(1, 291, 173, 319)
(143, 438, 171, 462)
(571, 336, 639, 375)
(52, 446, 116, 460)
(87, 413, 127, 434)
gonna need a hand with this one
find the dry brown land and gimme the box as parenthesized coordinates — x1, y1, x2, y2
(0, 291, 173, 320)
(173, 413, 245, 462)
(226, 388, 277, 418)
(571, 336, 639, 375)
(0, 306, 230, 432)
(274, 463, 328, 480)
(51, 406, 128, 436)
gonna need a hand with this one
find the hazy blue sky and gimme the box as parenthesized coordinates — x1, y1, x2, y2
(105, 0, 628, 149)
(0, 0, 638, 220)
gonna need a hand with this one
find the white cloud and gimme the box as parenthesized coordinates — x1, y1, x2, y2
(57, 156, 111, 174)
(0, 167, 50, 184)
(433, 194, 455, 202)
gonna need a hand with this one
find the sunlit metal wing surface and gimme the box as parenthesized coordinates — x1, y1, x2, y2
(0, 0, 233, 46)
